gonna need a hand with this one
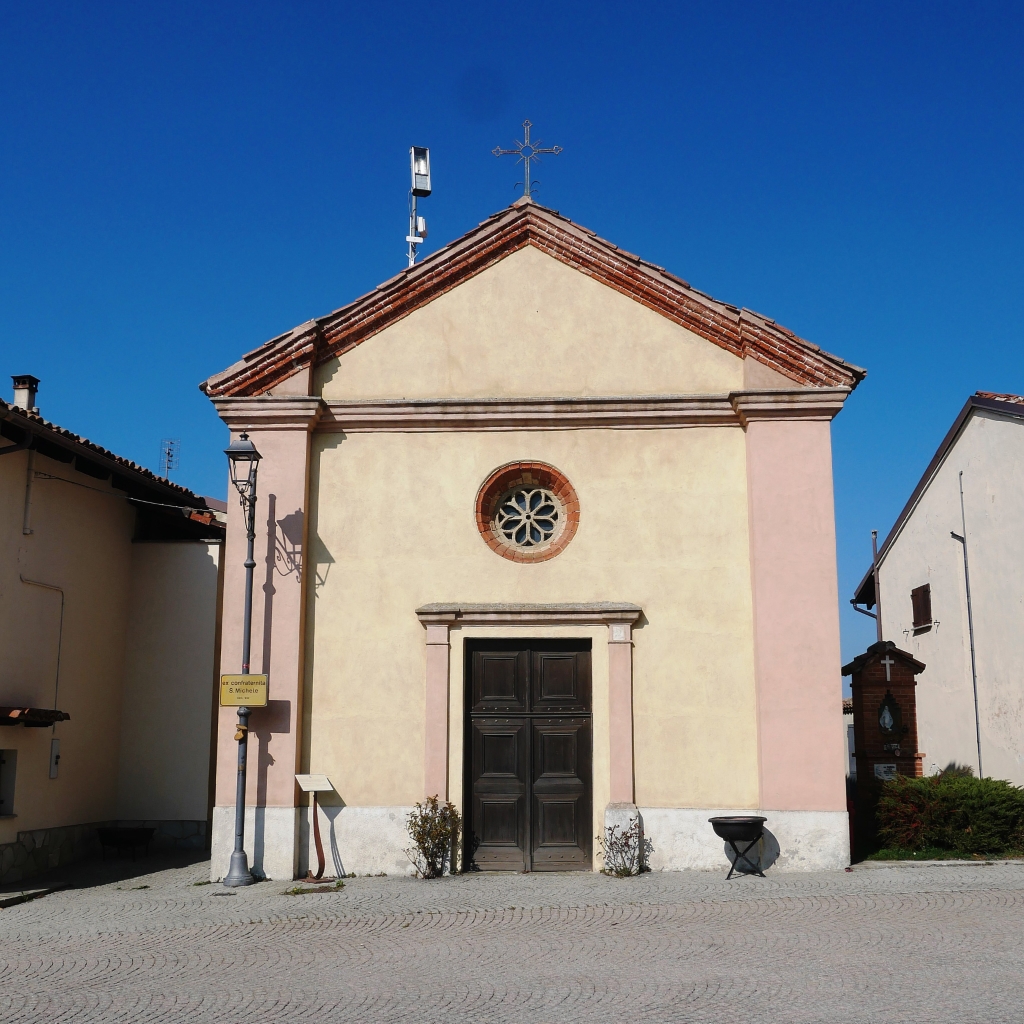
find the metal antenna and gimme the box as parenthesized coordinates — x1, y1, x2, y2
(407, 147, 431, 267)
(493, 120, 562, 199)
(159, 438, 180, 478)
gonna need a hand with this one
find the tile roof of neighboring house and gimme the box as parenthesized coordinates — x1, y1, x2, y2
(976, 391, 1024, 405)
(853, 392, 1024, 606)
(0, 398, 220, 514)
(201, 198, 866, 398)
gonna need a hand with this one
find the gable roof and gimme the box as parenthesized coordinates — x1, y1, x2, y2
(852, 391, 1024, 607)
(842, 640, 926, 676)
(201, 199, 866, 399)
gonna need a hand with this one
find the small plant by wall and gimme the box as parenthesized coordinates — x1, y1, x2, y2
(406, 796, 462, 878)
(598, 818, 651, 877)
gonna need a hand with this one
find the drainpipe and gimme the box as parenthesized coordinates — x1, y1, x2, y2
(871, 530, 883, 643)
(19, 576, 65, 713)
(851, 530, 884, 635)
(950, 470, 982, 778)
(23, 449, 35, 534)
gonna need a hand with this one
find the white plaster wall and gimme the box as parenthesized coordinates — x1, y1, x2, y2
(299, 804, 416, 877)
(640, 808, 850, 872)
(878, 410, 1024, 783)
(117, 541, 222, 821)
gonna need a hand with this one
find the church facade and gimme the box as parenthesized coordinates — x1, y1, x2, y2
(203, 200, 864, 878)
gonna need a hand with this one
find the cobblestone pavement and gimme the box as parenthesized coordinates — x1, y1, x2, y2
(2, 859, 1023, 1023)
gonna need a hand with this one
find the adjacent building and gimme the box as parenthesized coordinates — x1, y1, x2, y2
(852, 392, 1024, 783)
(202, 199, 864, 879)
(0, 376, 225, 882)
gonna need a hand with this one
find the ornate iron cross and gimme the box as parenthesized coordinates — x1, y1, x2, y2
(492, 120, 562, 200)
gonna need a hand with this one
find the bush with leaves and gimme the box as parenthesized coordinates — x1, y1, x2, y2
(877, 772, 1024, 855)
(406, 796, 462, 878)
(598, 818, 652, 877)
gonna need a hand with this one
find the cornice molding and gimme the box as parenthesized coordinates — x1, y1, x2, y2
(211, 396, 325, 432)
(729, 388, 851, 426)
(416, 602, 643, 626)
(318, 389, 849, 432)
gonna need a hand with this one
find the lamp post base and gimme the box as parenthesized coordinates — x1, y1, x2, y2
(223, 850, 255, 887)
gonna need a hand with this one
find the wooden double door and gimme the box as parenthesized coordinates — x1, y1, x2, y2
(465, 639, 592, 871)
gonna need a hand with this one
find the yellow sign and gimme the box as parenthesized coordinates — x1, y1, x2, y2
(220, 674, 268, 707)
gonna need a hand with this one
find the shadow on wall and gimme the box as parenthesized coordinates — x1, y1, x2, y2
(250, 699, 291, 874)
(276, 510, 304, 580)
(262, 494, 278, 676)
(724, 828, 781, 874)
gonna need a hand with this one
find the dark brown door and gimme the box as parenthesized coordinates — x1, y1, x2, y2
(466, 640, 592, 871)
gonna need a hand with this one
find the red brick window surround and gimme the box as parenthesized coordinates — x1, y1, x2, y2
(475, 462, 580, 563)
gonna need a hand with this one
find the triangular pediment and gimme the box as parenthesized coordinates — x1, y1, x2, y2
(201, 200, 864, 398)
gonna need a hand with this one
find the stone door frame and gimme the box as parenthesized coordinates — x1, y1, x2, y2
(415, 603, 642, 824)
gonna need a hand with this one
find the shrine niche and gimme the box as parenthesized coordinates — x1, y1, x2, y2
(842, 640, 925, 781)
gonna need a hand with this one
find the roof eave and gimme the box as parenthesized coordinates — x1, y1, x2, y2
(851, 393, 1024, 606)
(0, 401, 211, 508)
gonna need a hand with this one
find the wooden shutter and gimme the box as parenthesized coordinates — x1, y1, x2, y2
(911, 583, 932, 628)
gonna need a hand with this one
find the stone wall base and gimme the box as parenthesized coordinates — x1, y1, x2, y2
(211, 804, 850, 881)
(0, 819, 208, 885)
(211, 805, 425, 881)
(300, 804, 417, 878)
(638, 807, 850, 872)
(210, 805, 298, 881)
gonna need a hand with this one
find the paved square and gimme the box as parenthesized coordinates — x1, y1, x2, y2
(2, 859, 1022, 1022)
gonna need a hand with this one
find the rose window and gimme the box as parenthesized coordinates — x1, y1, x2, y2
(475, 462, 580, 563)
(495, 487, 561, 548)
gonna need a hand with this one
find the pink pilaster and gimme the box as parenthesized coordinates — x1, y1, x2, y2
(212, 398, 322, 871)
(738, 391, 849, 812)
(607, 621, 635, 803)
(424, 623, 451, 799)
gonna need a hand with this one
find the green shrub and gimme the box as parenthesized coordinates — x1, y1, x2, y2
(877, 773, 1024, 855)
(406, 796, 462, 878)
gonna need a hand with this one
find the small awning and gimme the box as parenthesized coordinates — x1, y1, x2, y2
(0, 706, 71, 727)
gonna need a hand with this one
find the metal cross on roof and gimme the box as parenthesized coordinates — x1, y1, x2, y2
(492, 120, 562, 200)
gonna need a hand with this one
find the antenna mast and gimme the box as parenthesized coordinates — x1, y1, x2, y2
(159, 438, 180, 478)
(407, 147, 431, 268)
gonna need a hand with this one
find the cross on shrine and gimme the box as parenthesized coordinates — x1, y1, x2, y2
(880, 655, 894, 682)
(492, 120, 562, 200)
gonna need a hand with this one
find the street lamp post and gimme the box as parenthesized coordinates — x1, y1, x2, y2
(223, 431, 262, 887)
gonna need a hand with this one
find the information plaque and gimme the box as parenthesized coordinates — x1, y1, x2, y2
(295, 774, 334, 793)
(220, 674, 269, 707)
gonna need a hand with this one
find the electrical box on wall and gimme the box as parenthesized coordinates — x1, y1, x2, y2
(0, 750, 16, 814)
(49, 738, 60, 779)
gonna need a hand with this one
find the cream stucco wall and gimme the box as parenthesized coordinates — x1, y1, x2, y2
(304, 426, 761, 825)
(0, 443, 223, 856)
(117, 541, 222, 821)
(316, 245, 745, 401)
(878, 409, 1024, 783)
(0, 449, 134, 842)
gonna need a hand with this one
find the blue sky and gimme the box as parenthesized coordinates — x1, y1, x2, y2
(2, 1, 1022, 662)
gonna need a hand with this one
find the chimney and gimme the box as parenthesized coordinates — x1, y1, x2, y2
(12, 375, 40, 413)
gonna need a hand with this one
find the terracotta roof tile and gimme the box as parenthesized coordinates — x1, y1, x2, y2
(0, 399, 212, 507)
(976, 391, 1024, 404)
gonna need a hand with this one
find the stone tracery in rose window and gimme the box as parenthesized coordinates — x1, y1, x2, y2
(494, 487, 562, 548)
